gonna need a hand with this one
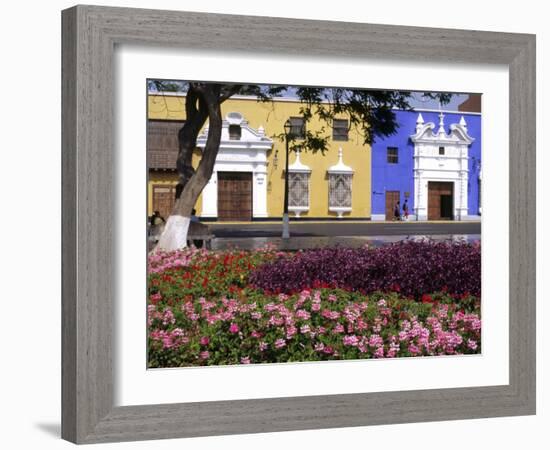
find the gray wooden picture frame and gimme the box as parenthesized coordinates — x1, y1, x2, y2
(61, 4, 536, 444)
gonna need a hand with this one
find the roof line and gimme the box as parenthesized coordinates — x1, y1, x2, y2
(148, 91, 482, 115)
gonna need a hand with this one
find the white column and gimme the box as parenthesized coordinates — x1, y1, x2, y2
(478, 169, 482, 214)
(200, 171, 218, 218)
(457, 145, 469, 220)
(459, 171, 468, 219)
(253, 170, 268, 218)
(421, 179, 427, 220)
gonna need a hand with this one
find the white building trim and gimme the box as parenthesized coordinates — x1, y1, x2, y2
(478, 169, 482, 215)
(411, 112, 476, 221)
(196, 112, 273, 218)
(288, 150, 311, 217)
(327, 147, 354, 218)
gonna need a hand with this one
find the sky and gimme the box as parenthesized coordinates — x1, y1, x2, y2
(410, 92, 470, 110)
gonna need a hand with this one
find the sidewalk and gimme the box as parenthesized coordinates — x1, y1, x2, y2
(208, 219, 481, 225)
(207, 220, 481, 239)
(211, 234, 481, 251)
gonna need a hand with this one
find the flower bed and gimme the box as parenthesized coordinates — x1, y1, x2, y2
(249, 240, 481, 299)
(147, 243, 481, 367)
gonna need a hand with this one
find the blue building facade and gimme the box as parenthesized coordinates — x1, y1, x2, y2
(371, 109, 481, 221)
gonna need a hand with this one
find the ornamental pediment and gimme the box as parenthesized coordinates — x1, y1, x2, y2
(197, 112, 273, 150)
(410, 112, 475, 145)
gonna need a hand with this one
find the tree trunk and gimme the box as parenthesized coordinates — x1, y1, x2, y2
(154, 84, 223, 252)
(175, 88, 208, 197)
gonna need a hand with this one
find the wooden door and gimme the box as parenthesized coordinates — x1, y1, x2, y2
(428, 182, 454, 220)
(217, 172, 253, 221)
(385, 191, 400, 220)
(152, 184, 176, 220)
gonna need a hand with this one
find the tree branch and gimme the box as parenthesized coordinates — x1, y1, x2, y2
(220, 84, 243, 103)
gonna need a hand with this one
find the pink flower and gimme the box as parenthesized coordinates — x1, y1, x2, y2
(259, 341, 268, 351)
(467, 339, 478, 351)
(240, 356, 251, 364)
(199, 336, 210, 346)
(369, 334, 384, 348)
(328, 294, 338, 303)
(300, 324, 311, 334)
(278, 293, 289, 302)
(250, 330, 262, 339)
(268, 315, 284, 326)
(374, 347, 385, 358)
(343, 335, 359, 346)
(162, 308, 175, 325)
(274, 338, 286, 349)
(162, 336, 173, 349)
(321, 309, 340, 320)
(150, 292, 162, 304)
(333, 323, 345, 334)
(199, 351, 209, 360)
(286, 326, 297, 339)
(322, 346, 334, 355)
(229, 323, 240, 334)
(408, 344, 420, 355)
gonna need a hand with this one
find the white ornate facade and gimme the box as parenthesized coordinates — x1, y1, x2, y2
(196, 112, 273, 218)
(288, 150, 311, 217)
(327, 147, 354, 218)
(410, 112, 475, 221)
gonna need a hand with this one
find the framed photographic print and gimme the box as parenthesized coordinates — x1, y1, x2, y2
(62, 5, 535, 444)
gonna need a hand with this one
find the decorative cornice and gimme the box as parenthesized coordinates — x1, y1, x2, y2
(197, 112, 273, 152)
(288, 150, 311, 173)
(410, 114, 475, 145)
(327, 147, 354, 174)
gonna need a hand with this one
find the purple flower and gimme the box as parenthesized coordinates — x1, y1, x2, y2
(249, 241, 480, 299)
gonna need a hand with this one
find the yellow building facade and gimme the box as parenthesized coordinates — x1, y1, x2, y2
(147, 93, 372, 220)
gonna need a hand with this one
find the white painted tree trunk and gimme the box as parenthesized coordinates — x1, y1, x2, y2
(153, 215, 190, 252)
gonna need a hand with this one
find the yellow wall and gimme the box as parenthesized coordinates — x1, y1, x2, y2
(148, 94, 371, 218)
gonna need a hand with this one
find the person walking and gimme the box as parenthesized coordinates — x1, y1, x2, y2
(402, 199, 409, 221)
(393, 201, 401, 221)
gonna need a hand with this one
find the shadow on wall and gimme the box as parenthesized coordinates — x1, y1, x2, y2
(35, 422, 60, 438)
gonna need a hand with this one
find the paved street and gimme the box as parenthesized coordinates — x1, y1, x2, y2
(204, 221, 481, 250)
(208, 220, 481, 238)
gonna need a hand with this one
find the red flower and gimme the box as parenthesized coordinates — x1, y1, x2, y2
(391, 283, 401, 292)
(421, 294, 433, 304)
